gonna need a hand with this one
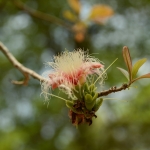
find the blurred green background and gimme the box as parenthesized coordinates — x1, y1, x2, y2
(0, 0, 150, 150)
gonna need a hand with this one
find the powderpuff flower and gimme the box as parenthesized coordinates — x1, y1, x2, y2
(41, 49, 105, 101)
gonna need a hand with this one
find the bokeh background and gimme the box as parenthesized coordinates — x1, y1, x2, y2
(0, 0, 150, 150)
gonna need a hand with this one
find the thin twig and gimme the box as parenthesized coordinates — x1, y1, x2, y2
(98, 83, 130, 97)
(0, 41, 132, 96)
(12, 0, 71, 29)
(0, 41, 45, 85)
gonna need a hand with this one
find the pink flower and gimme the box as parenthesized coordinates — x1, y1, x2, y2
(41, 49, 105, 101)
(49, 62, 103, 89)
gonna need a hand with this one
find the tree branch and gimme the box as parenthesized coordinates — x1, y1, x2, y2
(98, 83, 130, 97)
(0, 41, 45, 85)
(12, 0, 71, 30)
(0, 41, 132, 96)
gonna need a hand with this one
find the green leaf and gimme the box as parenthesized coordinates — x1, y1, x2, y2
(131, 73, 150, 83)
(132, 58, 147, 79)
(122, 46, 132, 81)
(117, 67, 129, 81)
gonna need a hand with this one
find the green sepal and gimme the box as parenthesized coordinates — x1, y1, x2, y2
(92, 98, 103, 112)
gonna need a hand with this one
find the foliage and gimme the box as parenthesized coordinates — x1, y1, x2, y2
(117, 46, 150, 83)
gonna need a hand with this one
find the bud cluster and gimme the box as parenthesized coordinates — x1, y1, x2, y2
(41, 49, 106, 126)
(66, 83, 103, 126)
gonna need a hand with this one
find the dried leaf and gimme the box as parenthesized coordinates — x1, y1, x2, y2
(122, 46, 132, 81)
(88, 5, 114, 24)
(68, 0, 81, 14)
(132, 58, 147, 79)
(132, 73, 150, 83)
(63, 10, 78, 22)
(117, 67, 129, 81)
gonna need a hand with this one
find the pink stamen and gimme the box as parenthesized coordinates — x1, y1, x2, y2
(48, 62, 103, 89)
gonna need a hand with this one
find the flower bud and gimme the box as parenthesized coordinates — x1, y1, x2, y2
(92, 98, 103, 112)
(84, 94, 96, 110)
(84, 94, 93, 103)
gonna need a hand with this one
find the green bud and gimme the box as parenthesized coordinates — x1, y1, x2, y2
(89, 84, 95, 91)
(74, 84, 84, 99)
(91, 91, 94, 96)
(84, 93, 96, 110)
(92, 98, 103, 112)
(84, 94, 93, 103)
(85, 100, 96, 111)
(84, 83, 90, 93)
(92, 93, 98, 101)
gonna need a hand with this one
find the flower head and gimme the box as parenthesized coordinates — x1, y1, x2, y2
(41, 49, 105, 102)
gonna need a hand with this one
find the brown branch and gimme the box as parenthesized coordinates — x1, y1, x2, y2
(12, 0, 71, 30)
(0, 41, 132, 96)
(0, 41, 45, 85)
(11, 72, 29, 85)
(98, 83, 130, 97)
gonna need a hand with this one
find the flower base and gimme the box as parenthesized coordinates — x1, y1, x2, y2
(68, 100, 97, 126)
